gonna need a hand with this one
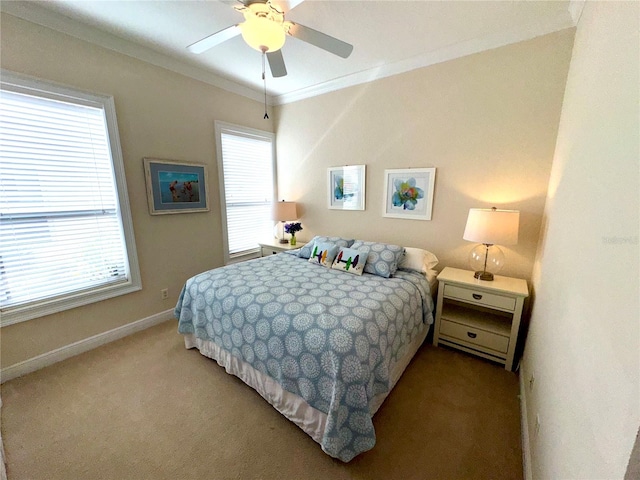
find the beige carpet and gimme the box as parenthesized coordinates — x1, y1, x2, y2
(1, 321, 522, 480)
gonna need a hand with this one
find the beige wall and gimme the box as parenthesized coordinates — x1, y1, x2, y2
(5, 5, 637, 476)
(274, 29, 575, 282)
(0, 13, 272, 367)
(522, 2, 640, 478)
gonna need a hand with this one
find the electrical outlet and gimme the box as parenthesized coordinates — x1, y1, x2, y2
(161, 288, 169, 300)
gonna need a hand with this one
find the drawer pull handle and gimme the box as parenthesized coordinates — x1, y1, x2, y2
(472, 293, 483, 300)
(467, 332, 477, 339)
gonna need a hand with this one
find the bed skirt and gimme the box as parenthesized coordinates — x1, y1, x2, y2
(182, 321, 430, 458)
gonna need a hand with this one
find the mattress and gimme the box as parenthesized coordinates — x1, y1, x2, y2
(175, 252, 435, 461)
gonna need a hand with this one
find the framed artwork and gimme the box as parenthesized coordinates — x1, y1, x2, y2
(383, 167, 436, 220)
(327, 165, 366, 210)
(143, 158, 209, 215)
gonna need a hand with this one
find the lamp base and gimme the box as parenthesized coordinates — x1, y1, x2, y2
(278, 238, 289, 244)
(469, 244, 504, 281)
(473, 270, 494, 281)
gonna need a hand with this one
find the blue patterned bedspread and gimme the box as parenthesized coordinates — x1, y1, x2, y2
(175, 253, 434, 461)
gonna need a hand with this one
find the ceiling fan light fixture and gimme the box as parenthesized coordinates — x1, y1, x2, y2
(240, 17, 286, 52)
(188, 0, 354, 82)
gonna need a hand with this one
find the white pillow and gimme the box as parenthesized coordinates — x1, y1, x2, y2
(399, 247, 439, 274)
(331, 247, 368, 276)
(308, 241, 339, 268)
(425, 268, 438, 284)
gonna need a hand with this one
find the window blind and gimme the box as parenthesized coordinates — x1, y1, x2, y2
(220, 130, 274, 256)
(0, 88, 129, 311)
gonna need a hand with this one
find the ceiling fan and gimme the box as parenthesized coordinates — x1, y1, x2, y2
(187, 0, 354, 78)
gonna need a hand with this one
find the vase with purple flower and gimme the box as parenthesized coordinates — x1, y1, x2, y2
(284, 222, 302, 246)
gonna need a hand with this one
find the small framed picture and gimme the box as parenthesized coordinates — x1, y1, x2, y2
(383, 167, 436, 220)
(143, 158, 210, 215)
(327, 165, 366, 210)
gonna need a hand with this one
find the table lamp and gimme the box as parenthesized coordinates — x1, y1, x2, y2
(463, 207, 519, 281)
(271, 200, 298, 243)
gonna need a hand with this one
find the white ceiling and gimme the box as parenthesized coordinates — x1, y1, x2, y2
(1, 0, 582, 105)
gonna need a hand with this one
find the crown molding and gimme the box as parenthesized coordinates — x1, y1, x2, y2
(2, 1, 579, 108)
(272, 10, 577, 105)
(0, 1, 267, 104)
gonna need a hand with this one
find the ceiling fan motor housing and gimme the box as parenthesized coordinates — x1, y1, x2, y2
(237, 1, 291, 53)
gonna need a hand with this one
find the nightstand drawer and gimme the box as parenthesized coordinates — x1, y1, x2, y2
(443, 284, 516, 311)
(440, 319, 509, 354)
(261, 247, 280, 256)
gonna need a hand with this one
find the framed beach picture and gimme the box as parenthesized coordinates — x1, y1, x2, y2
(383, 167, 436, 221)
(327, 165, 366, 210)
(143, 158, 210, 215)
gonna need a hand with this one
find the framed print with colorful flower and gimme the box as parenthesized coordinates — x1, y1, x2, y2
(143, 158, 210, 215)
(383, 167, 436, 220)
(327, 165, 366, 210)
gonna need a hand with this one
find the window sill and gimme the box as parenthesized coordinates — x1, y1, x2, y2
(227, 249, 261, 265)
(0, 279, 142, 327)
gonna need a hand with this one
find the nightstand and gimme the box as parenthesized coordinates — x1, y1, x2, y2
(258, 238, 301, 257)
(433, 267, 529, 371)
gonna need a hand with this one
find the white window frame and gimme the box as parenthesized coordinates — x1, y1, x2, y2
(215, 121, 277, 264)
(0, 70, 141, 326)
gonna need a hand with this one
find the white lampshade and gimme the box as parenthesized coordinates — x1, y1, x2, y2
(240, 17, 286, 52)
(271, 201, 298, 222)
(463, 208, 520, 246)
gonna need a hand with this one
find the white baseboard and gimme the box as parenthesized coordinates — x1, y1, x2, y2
(0, 309, 175, 383)
(520, 372, 533, 480)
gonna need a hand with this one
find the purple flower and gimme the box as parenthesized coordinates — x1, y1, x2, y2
(284, 222, 303, 234)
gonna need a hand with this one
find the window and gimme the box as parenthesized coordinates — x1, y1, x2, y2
(0, 71, 141, 326)
(215, 121, 276, 262)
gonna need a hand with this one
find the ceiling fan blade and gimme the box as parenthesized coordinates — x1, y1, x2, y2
(267, 50, 287, 77)
(271, 0, 305, 13)
(221, 0, 259, 7)
(187, 25, 241, 54)
(288, 23, 353, 59)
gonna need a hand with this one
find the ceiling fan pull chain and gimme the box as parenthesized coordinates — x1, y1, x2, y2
(262, 50, 269, 120)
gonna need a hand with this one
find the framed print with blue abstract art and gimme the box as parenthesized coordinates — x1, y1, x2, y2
(383, 167, 436, 221)
(143, 158, 209, 215)
(327, 165, 366, 210)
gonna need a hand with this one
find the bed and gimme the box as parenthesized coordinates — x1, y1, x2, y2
(175, 237, 437, 462)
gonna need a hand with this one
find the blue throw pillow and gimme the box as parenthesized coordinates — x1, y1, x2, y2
(308, 242, 339, 267)
(331, 247, 368, 276)
(350, 240, 405, 278)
